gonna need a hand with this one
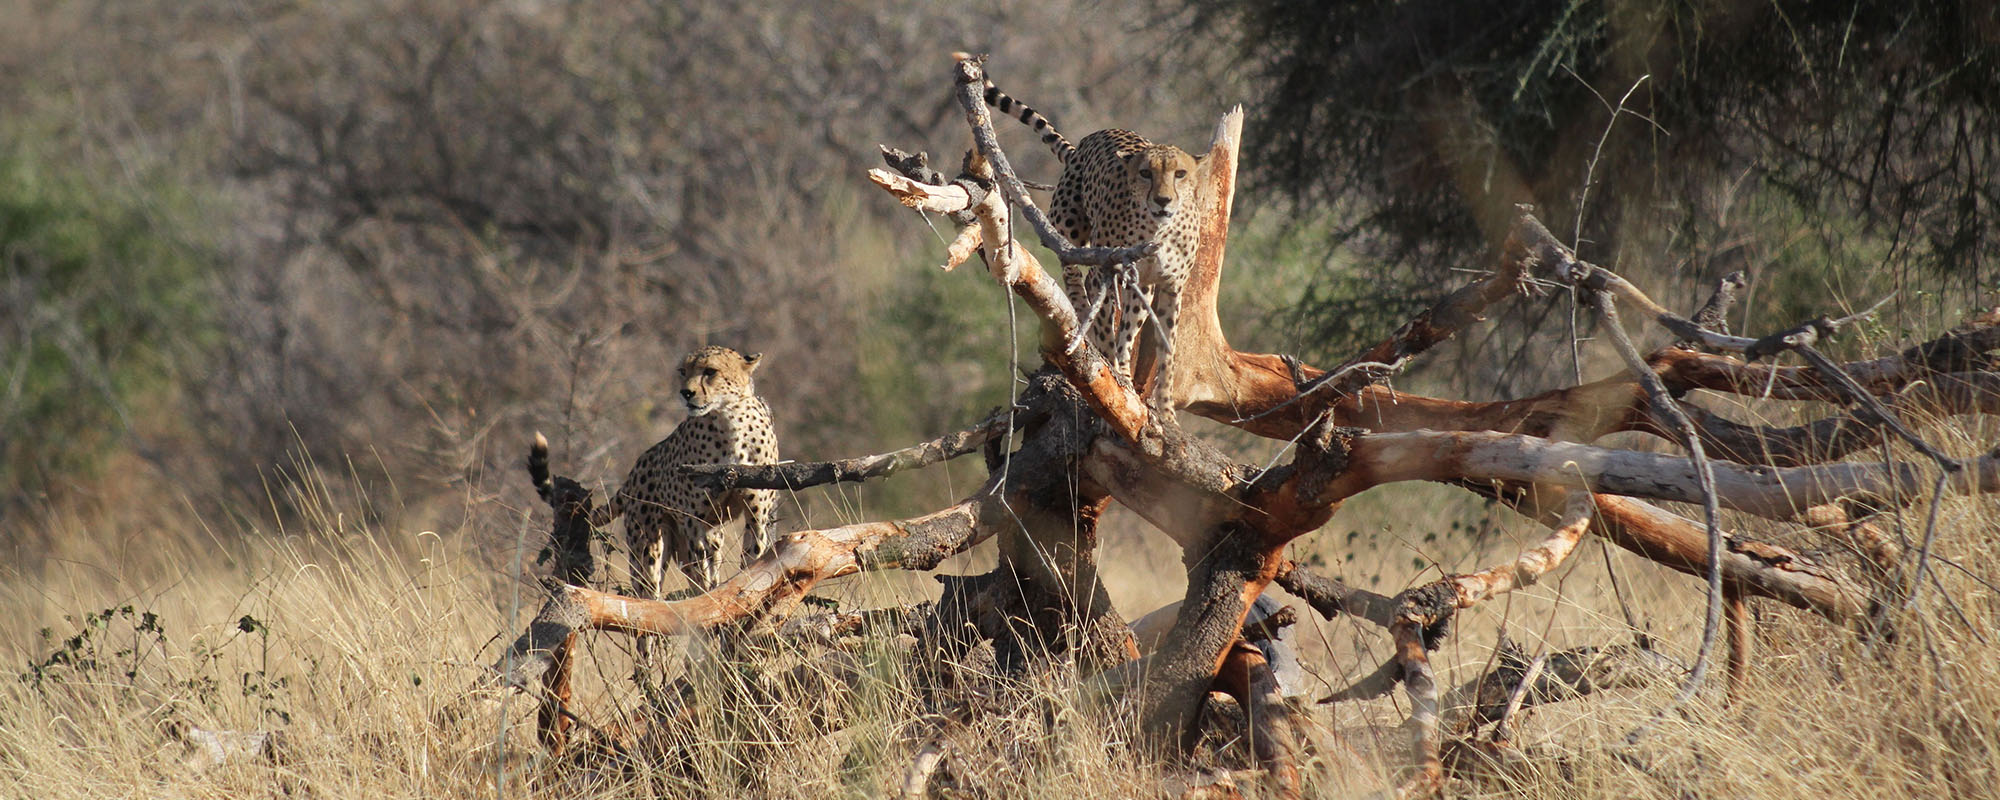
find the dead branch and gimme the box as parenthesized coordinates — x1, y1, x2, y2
(1214, 641, 1303, 800)
(488, 494, 993, 691)
(1240, 604, 1297, 643)
(1652, 324, 2000, 401)
(1438, 638, 1679, 735)
(682, 408, 1013, 491)
(1327, 430, 2000, 520)
(1272, 562, 1398, 627)
(1487, 655, 1545, 743)
(1588, 288, 1729, 710)
(1183, 209, 2000, 457)
(1180, 213, 1539, 436)
(1725, 587, 1751, 700)
(1440, 493, 1595, 609)
(1473, 485, 1869, 622)
(1392, 618, 1443, 798)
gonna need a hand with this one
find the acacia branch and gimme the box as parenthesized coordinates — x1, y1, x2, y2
(683, 409, 1014, 491)
(1326, 430, 2000, 520)
(487, 493, 994, 691)
(1588, 289, 1729, 713)
(1472, 485, 1868, 622)
(1441, 493, 1596, 608)
(1182, 208, 1540, 435)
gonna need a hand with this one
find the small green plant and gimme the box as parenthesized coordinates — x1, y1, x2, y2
(20, 606, 292, 724)
(20, 604, 165, 692)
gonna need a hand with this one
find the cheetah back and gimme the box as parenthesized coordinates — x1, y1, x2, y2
(615, 346, 780, 595)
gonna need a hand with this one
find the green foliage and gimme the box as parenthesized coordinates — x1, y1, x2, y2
(20, 604, 165, 691)
(849, 253, 1026, 511)
(20, 604, 292, 724)
(1180, 0, 1999, 354)
(1215, 213, 1414, 363)
(0, 146, 215, 503)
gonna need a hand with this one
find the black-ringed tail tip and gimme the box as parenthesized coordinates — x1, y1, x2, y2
(533, 431, 548, 450)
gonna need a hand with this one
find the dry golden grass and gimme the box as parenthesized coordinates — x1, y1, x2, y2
(4, 415, 1998, 799)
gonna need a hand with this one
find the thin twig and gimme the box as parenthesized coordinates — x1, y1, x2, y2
(1230, 358, 1410, 424)
(682, 409, 1015, 491)
(1905, 470, 1951, 611)
(1590, 292, 1727, 744)
(1489, 654, 1547, 743)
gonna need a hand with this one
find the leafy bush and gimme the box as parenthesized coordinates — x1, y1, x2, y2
(0, 147, 215, 509)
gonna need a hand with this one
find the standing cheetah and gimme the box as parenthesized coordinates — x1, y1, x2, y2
(983, 80, 1206, 395)
(600, 346, 780, 595)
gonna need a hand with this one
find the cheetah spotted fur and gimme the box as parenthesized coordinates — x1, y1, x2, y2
(984, 80, 1205, 392)
(600, 346, 780, 595)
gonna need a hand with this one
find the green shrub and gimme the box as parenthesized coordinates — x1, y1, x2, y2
(0, 147, 215, 505)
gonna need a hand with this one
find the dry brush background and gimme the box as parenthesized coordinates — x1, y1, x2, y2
(3, 1, 1998, 798)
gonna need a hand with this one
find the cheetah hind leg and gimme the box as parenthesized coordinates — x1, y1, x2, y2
(629, 524, 668, 689)
(675, 519, 724, 592)
(741, 490, 774, 563)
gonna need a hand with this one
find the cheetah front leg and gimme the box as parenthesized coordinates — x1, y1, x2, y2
(1144, 282, 1184, 406)
(629, 524, 666, 601)
(1110, 271, 1153, 382)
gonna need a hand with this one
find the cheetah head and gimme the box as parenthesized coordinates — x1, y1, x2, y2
(677, 345, 761, 415)
(1125, 144, 1203, 220)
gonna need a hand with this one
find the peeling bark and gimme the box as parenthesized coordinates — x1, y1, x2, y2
(1473, 485, 1869, 622)
(1214, 641, 1302, 800)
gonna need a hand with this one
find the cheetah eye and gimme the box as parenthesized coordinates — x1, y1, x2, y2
(1138, 168, 1152, 179)
(702, 367, 718, 379)
(1174, 169, 1187, 179)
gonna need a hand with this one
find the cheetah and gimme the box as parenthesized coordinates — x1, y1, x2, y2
(983, 80, 1206, 393)
(589, 346, 780, 596)
(1676, 270, 1748, 351)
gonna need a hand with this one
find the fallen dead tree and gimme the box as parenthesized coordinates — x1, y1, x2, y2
(480, 54, 2000, 797)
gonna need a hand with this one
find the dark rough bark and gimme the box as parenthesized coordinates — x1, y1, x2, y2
(1141, 523, 1277, 751)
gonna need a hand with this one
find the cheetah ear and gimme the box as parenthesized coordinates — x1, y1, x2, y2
(743, 352, 763, 372)
(1121, 152, 1139, 164)
(1192, 153, 1207, 164)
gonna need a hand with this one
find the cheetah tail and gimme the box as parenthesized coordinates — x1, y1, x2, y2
(982, 80, 1074, 162)
(528, 431, 555, 504)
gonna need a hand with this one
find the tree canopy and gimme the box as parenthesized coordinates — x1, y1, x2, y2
(1183, 0, 1998, 357)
